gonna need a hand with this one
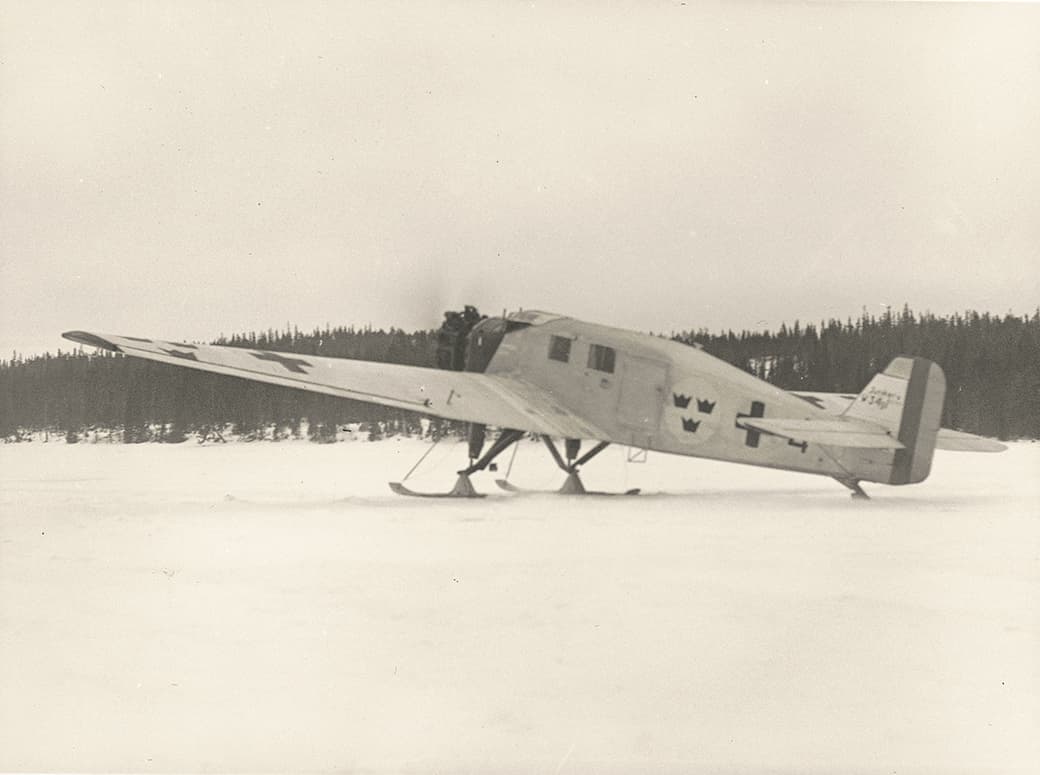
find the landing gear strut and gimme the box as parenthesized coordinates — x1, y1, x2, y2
(389, 425, 524, 498)
(389, 430, 639, 498)
(539, 437, 610, 494)
(496, 437, 640, 496)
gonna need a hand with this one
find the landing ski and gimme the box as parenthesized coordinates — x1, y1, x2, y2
(495, 479, 641, 496)
(389, 482, 487, 498)
(389, 474, 487, 498)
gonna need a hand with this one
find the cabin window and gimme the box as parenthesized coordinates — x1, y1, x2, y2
(587, 343, 616, 373)
(548, 335, 571, 363)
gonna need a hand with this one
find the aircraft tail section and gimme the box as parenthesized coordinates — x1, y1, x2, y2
(843, 356, 946, 484)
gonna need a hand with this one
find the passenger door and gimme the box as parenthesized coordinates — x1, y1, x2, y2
(617, 356, 668, 437)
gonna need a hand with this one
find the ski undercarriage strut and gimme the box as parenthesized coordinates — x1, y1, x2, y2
(496, 436, 640, 496)
(389, 427, 638, 497)
(389, 425, 525, 498)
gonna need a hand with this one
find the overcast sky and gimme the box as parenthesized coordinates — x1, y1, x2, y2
(2, 1, 1038, 358)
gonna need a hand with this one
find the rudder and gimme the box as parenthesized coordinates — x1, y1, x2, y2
(843, 356, 946, 485)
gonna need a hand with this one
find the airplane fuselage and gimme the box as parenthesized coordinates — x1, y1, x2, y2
(466, 311, 892, 483)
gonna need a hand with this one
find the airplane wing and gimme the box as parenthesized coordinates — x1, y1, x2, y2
(735, 417, 905, 449)
(61, 330, 608, 439)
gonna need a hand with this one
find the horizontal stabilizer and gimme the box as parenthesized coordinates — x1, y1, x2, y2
(790, 390, 1007, 454)
(935, 429, 1008, 452)
(736, 417, 905, 449)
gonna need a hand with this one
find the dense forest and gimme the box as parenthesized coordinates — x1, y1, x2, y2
(1, 307, 1038, 443)
(672, 307, 1039, 440)
(0, 326, 441, 443)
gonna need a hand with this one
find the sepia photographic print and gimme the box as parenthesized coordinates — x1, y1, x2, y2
(1, 2, 1038, 773)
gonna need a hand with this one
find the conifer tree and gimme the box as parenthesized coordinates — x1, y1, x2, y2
(2, 308, 1038, 442)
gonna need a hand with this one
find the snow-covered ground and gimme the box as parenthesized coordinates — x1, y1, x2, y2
(1, 438, 1037, 773)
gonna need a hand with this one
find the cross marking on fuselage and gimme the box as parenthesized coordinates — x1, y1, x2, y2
(735, 400, 765, 447)
(794, 394, 826, 409)
(160, 348, 198, 361)
(250, 351, 313, 374)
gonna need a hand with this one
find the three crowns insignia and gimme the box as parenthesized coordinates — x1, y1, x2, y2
(672, 393, 715, 414)
(675, 391, 715, 433)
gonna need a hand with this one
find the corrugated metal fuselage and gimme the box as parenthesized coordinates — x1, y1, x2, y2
(478, 315, 894, 483)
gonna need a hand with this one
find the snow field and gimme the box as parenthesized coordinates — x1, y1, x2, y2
(1, 439, 1037, 773)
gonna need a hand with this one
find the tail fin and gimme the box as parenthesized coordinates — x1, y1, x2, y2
(843, 356, 946, 484)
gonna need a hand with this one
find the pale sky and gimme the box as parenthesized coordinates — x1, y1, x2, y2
(2, 1, 1038, 358)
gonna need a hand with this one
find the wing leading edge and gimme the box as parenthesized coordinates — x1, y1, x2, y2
(61, 330, 608, 440)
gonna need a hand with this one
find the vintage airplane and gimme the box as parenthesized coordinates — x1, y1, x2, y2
(63, 309, 1005, 498)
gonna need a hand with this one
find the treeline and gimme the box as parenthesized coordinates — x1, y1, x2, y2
(1, 308, 1038, 442)
(673, 307, 1040, 440)
(0, 326, 445, 443)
